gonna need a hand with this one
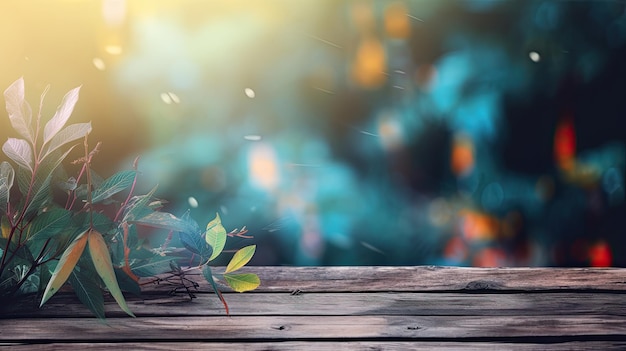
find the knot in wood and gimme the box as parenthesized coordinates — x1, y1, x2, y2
(464, 280, 502, 290)
(271, 325, 290, 331)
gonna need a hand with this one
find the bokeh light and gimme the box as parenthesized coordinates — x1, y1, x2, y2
(1, 0, 624, 267)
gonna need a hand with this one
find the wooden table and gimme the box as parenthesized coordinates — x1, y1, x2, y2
(1, 267, 625, 350)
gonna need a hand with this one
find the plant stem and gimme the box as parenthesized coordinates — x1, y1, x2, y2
(114, 156, 140, 222)
(6, 238, 50, 297)
(83, 136, 93, 227)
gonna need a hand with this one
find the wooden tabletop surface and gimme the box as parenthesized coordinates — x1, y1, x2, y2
(1, 266, 625, 350)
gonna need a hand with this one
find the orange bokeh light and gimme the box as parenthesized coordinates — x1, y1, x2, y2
(352, 36, 387, 88)
(384, 2, 410, 39)
(459, 209, 499, 241)
(451, 135, 474, 176)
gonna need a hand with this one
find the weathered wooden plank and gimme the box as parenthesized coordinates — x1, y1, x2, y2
(139, 267, 626, 293)
(1, 315, 624, 341)
(5, 292, 626, 318)
(5, 341, 626, 351)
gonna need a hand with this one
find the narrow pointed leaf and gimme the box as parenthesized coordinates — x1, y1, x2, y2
(43, 122, 91, 160)
(44, 86, 81, 145)
(115, 267, 141, 297)
(69, 268, 105, 320)
(130, 211, 195, 234)
(40, 230, 88, 306)
(202, 265, 229, 315)
(88, 229, 135, 317)
(91, 170, 136, 204)
(2, 138, 33, 173)
(4, 77, 33, 142)
(223, 273, 260, 292)
(24, 146, 76, 217)
(224, 245, 256, 274)
(205, 213, 226, 261)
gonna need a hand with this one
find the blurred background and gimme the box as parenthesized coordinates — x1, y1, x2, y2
(1, 0, 624, 267)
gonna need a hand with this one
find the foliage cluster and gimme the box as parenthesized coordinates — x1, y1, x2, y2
(0, 78, 259, 319)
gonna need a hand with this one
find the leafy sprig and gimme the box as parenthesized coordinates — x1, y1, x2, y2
(0, 78, 259, 319)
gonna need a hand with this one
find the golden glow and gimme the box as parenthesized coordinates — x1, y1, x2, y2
(92, 57, 106, 71)
(102, 0, 127, 27)
(105, 45, 123, 55)
(384, 2, 410, 38)
(352, 36, 387, 88)
(248, 143, 280, 192)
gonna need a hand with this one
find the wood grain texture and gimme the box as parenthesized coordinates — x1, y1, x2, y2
(4, 342, 626, 351)
(137, 266, 626, 293)
(5, 292, 626, 318)
(1, 315, 625, 341)
(1, 266, 624, 350)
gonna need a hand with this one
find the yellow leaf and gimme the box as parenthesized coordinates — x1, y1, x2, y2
(40, 230, 88, 306)
(88, 229, 135, 317)
(224, 273, 260, 292)
(1, 216, 10, 239)
(205, 212, 226, 262)
(225, 245, 256, 274)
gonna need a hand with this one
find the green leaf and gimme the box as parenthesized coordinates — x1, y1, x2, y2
(130, 211, 195, 234)
(41, 230, 88, 306)
(26, 235, 59, 265)
(0, 162, 14, 211)
(69, 267, 105, 320)
(15, 166, 31, 197)
(88, 229, 135, 317)
(224, 245, 256, 274)
(4, 77, 33, 142)
(2, 138, 33, 173)
(38, 261, 53, 296)
(91, 170, 135, 204)
(205, 213, 226, 261)
(43, 122, 92, 161)
(0, 236, 35, 263)
(26, 208, 72, 241)
(114, 267, 141, 297)
(179, 231, 212, 262)
(202, 265, 229, 315)
(83, 212, 115, 235)
(223, 273, 260, 292)
(43, 86, 81, 145)
(121, 186, 158, 222)
(130, 254, 175, 277)
(24, 146, 76, 218)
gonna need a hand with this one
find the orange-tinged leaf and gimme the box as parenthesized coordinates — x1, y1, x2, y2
(224, 245, 256, 274)
(40, 230, 88, 306)
(88, 229, 135, 317)
(223, 273, 260, 292)
(121, 222, 139, 283)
